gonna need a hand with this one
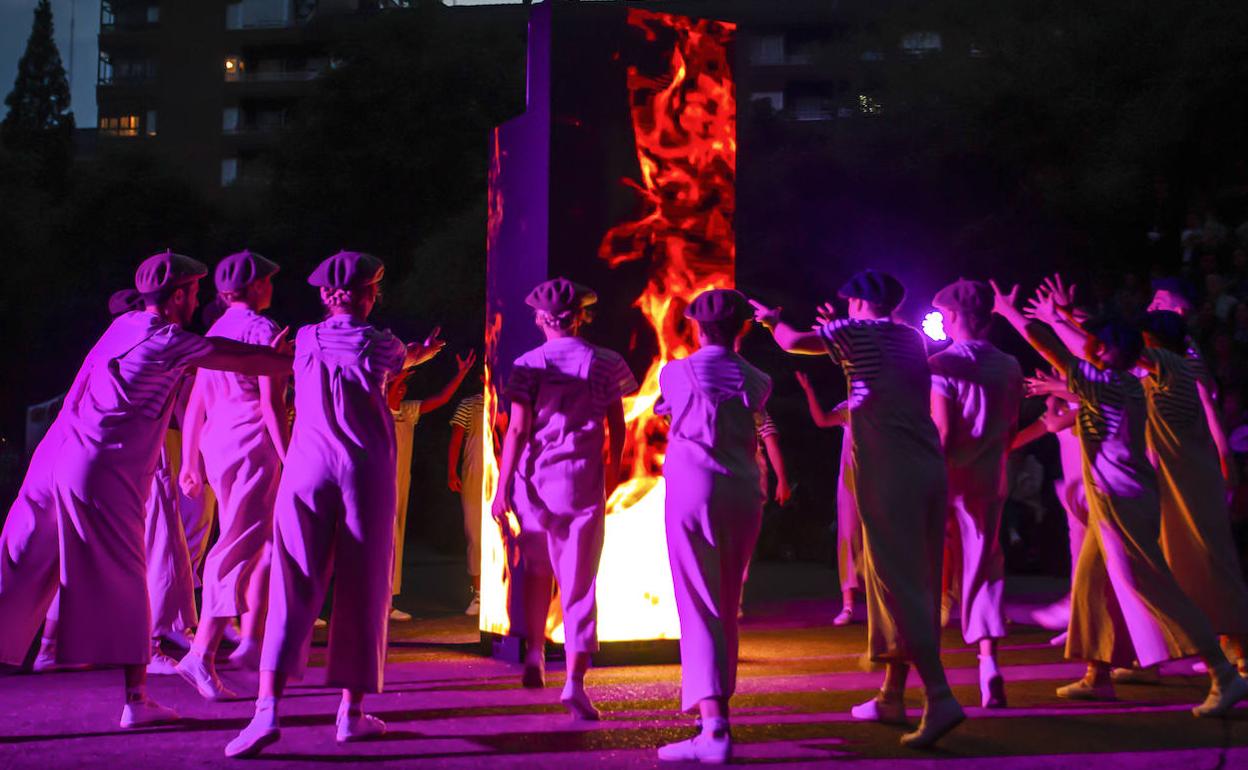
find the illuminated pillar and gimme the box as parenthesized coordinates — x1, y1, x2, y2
(481, 2, 736, 660)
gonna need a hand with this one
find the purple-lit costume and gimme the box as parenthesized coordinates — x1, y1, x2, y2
(818, 318, 947, 664)
(506, 337, 636, 655)
(0, 310, 211, 665)
(260, 315, 405, 691)
(145, 425, 199, 639)
(195, 306, 283, 619)
(1064, 361, 1221, 667)
(929, 340, 1022, 644)
(659, 345, 770, 711)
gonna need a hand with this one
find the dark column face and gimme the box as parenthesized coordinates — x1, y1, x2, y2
(482, 3, 737, 646)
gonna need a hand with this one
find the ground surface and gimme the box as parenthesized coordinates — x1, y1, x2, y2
(2, 557, 1246, 769)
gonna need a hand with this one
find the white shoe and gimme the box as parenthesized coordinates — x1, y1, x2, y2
(314, 617, 328, 630)
(1049, 631, 1068, 647)
(657, 719, 731, 764)
(465, 592, 480, 616)
(850, 694, 907, 724)
(222, 622, 243, 647)
(1111, 665, 1161, 684)
(176, 653, 237, 701)
(228, 639, 262, 671)
(1191, 660, 1209, 674)
(146, 650, 181, 676)
(120, 697, 179, 728)
(1193, 670, 1248, 717)
(1029, 598, 1071, 631)
(336, 706, 386, 742)
(833, 606, 854, 626)
(900, 695, 965, 748)
(561, 683, 600, 721)
(32, 642, 57, 673)
(389, 606, 412, 622)
(225, 701, 280, 758)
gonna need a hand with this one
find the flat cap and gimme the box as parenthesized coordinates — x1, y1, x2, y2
(685, 288, 751, 323)
(135, 250, 208, 295)
(525, 278, 597, 314)
(107, 288, 143, 315)
(932, 279, 992, 319)
(837, 269, 905, 311)
(308, 250, 384, 289)
(215, 249, 279, 294)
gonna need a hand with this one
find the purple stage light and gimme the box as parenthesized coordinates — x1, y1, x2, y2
(922, 310, 946, 341)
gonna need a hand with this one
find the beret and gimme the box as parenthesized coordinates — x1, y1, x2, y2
(1150, 277, 1196, 304)
(685, 288, 751, 323)
(837, 269, 905, 311)
(215, 249, 279, 293)
(308, 250, 384, 289)
(932, 279, 992, 319)
(525, 277, 597, 314)
(135, 249, 208, 294)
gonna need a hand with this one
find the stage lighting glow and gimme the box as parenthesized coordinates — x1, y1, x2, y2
(923, 310, 946, 341)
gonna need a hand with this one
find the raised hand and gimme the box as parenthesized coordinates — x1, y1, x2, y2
(1041, 274, 1077, 309)
(407, 326, 446, 366)
(749, 299, 783, 330)
(989, 280, 1020, 316)
(815, 301, 838, 326)
(1024, 287, 1061, 324)
(455, 349, 478, 376)
(1024, 367, 1066, 397)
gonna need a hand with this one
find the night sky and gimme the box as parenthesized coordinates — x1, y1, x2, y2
(0, 0, 98, 126)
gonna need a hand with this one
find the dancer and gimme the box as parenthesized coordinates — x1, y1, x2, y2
(387, 348, 477, 620)
(1139, 311, 1248, 674)
(928, 279, 1022, 708)
(226, 251, 444, 757)
(0, 250, 292, 728)
(491, 278, 636, 721)
(655, 290, 770, 764)
(794, 372, 861, 625)
(991, 278, 1247, 714)
(176, 250, 286, 696)
(752, 269, 965, 748)
(448, 387, 486, 615)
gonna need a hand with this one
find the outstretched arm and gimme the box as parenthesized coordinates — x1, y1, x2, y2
(751, 300, 828, 355)
(794, 371, 846, 428)
(421, 350, 477, 414)
(191, 332, 293, 378)
(991, 280, 1076, 377)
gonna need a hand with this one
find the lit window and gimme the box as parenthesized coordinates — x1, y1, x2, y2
(858, 94, 882, 116)
(221, 158, 239, 187)
(747, 34, 785, 66)
(99, 115, 140, 137)
(145, 110, 158, 137)
(224, 58, 243, 81)
(750, 91, 784, 112)
(901, 31, 943, 56)
(146, 5, 160, 23)
(222, 107, 240, 133)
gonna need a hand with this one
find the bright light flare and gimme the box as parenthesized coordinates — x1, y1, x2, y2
(922, 310, 947, 342)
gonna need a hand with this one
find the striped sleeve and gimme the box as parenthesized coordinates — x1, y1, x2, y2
(506, 352, 541, 406)
(817, 319, 854, 365)
(450, 396, 479, 428)
(150, 325, 213, 370)
(590, 349, 638, 408)
(368, 329, 407, 376)
(755, 410, 778, 440)
(243, 315, 280, 346)
(1066, 360, 1103, 405)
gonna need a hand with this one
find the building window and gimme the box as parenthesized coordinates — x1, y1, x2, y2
(747, 34, 786, 66)
(145, 110, 158, 137)
(857, 94, 882, 116)
(224, 57, 243, 81)
(146, 5, 160, 24)
(100, 115, 140, 137)
(223, 107, 241, 133)
(222, 158, 240, 187)
(750, 91, 784, 112)
(226, 0, 293, 30)
(793, 96, 833, 122)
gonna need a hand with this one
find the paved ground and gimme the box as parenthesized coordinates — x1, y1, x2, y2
(2, 560, 1247, 769)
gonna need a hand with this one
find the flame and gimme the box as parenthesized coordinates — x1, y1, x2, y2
(479, 10, 736, 645)
(588, 9, 737, 643)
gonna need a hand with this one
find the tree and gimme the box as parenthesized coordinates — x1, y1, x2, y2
(1, 0, 75, 190)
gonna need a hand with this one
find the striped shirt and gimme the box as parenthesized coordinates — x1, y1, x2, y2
(1142, 347, 1210, 436)
(1067, 361, 1143, 444)
(817, 318, 933, 426)
(755, 411, 778, 440)
(100, 311, 214, 420)
(450, 392, 484, 431)
(507, 337, 637, 411)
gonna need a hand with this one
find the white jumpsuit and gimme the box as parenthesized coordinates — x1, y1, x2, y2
(1, 311, 211, 665)
(392, 399, 422, 594)
(260, 316, 406, 692)
(818, 319, 948, 664)
(929, 340, 1022, 644)
(1143, 348, 1248, 651)
(195, 306, 283, 619)
(145, 429, 199, 638)
(506, 337, 637, 654)
(658, 346, 771, 711)
(451, 394, 485, 578)
(1064, 361, 1221, 667)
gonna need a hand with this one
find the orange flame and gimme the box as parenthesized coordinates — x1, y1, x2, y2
(601, 9, 737, 505)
